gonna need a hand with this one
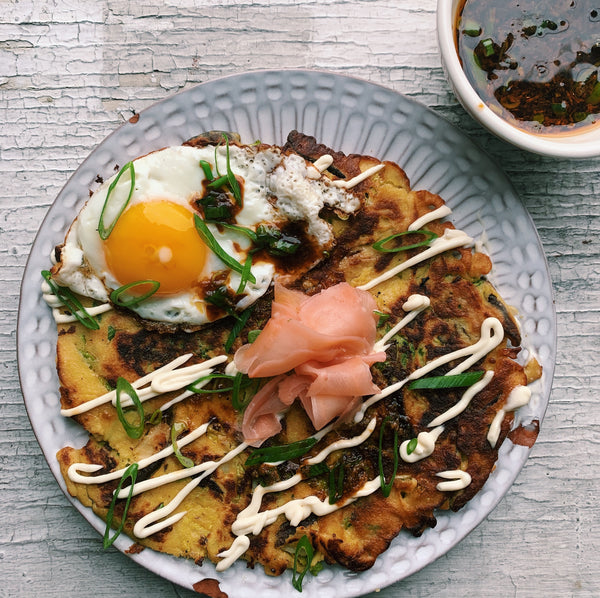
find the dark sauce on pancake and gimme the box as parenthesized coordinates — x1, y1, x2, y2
(456, 0, 600, 133)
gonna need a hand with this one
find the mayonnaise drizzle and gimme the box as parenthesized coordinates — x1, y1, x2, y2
(373, 294, 430, 353)
(60, 354, 228, 417)
(436, 470, 472, 492)
(358, 228, 473, 292)
(42, 279, 112, 323)
(131, 441, 249, 538)
(68, 422, 210, 485)
(428, 370, 495, 428)
(332, 163, 385, 190)
(355, 317, 505, 423)
(408, 205, 452, 231)
(399, 426, 445, 463)
(487, 385, 532, 448)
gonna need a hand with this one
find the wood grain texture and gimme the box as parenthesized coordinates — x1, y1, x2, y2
(1, 1, 598, 597)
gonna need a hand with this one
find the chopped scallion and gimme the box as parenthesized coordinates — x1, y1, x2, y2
(199, 159, 214, 181)
(406, 437, 418, 455)
(98, 161, 135, 240)
(110, 280, 160, 307)
(223, 133, 242, 205)
(115, 377, 145, 439)
(327, 463, 345, 504)
(408, 371, 485, 390)
(225, 304, 255, 352)
(41, 270, 100, 330)
(194, 215, 256, 284)
(103, 462, 138, 549)
(245, 437, 317, 467)
(378, 417, 399, 498)
(372, 229, 438, 253)
(170, 422, 194, 468)
(292, 535, 314, 592)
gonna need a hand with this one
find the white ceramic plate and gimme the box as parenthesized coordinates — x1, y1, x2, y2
(18, 70, 556, 598)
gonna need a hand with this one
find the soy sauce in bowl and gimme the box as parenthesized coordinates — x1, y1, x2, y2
(456, 0, 600, 134)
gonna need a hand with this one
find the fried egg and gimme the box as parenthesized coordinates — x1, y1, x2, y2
(51, 141, 360, 326)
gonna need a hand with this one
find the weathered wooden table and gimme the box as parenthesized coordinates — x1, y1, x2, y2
(1, 1, 598, 597)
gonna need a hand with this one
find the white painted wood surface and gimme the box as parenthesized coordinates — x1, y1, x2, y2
(1, 1, 598, 597)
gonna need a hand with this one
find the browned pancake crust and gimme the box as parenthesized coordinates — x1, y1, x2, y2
(55, 132, 538, 576)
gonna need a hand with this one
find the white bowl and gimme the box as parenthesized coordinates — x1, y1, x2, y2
(437, 0, 600, 158)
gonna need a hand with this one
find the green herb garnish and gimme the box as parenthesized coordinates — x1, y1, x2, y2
(98, 161, 135, 240)
(408, 371, 485, 390)
(247, 329, 261, 343)
(194, 215, 256, 284)
(115, 377, 145, 439)
(292, 535, 315, 592)
(328, 463, 345, 504)
(245, 437, 317, 467)
(110, 280, 160, 307)
(406, 437, 418, 455)
(171, 422, 194, 468)
(231, 372, 257, 411)
(41, 270, 100, 330)
(374, 310, 390, 327)
(481, 38, 495, 57)
(225, 304, 255, 352)
(187, 372, 238, 394)
(103, 462, 138, 549)
(199, 159, 214, 181)
(223, 133, 242, 205)
(107, 325, 116, 341)
(378, 417, 399, 498)
(372, 229, 438, 253)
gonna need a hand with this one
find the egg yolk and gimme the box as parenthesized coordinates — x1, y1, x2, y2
(103, 200, 208, 295)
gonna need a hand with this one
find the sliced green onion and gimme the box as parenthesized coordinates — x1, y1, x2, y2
(255, 224, 301, 256)
(41, 270, 100, 330)
(206, 174, 229, 190)
(110, 280, 160, 307)
(408, 371, 485, 390)
(245, 437, 317, 467)
(587, 81, 600, 105)
(328, 463, 345, 504)
(148, 408, 162, 425)
(107, 325, 116, 341)
(481, 38, 495, 57)
(236, 254, 254, 294)
(247, 329, 261, 343)
(406, 437, 418, 455)
(194, 215, 256, 284)
(115, 377, 145, 439)
(199, 159, 214, 181)
(231, 372, 257, 411)
(223, 133, 242, 205)
(307, 462, 330, 478)
(103, 462, 138, 549)
(219, 222, 258, 242)
(187, 373, 237, 394)
(374, 310, 390, 327)
(378, 417, 399, 498)
(171, 422, 194, 468)
(98, 161, 135, 240)
(372, 229, 438, 253)
(292, 535, 314, 592)
(225, 304, 255, 352)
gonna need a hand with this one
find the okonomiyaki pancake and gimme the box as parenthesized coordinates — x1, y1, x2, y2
(48, 131, 541, 584)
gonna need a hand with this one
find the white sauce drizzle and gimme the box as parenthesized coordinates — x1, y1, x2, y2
(436, 470, 472, 492)
(358, 228, 473, 292)
(331, 163, 385, 190)
(408, 205, 452, 231)
(427, 370, 495, 428)
(42, 279, 112, 323)
(60, 354, 227, 416)
(67, 422, 210, 485)
(399, 426, 445, 463)
(373, 294, 430, 353)
(313, 154, 334, 173)
(355, 317, 505, 423)
(487, 385, 532, 448)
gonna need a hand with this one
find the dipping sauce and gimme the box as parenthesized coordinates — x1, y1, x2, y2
(456, 1, 600, 134)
